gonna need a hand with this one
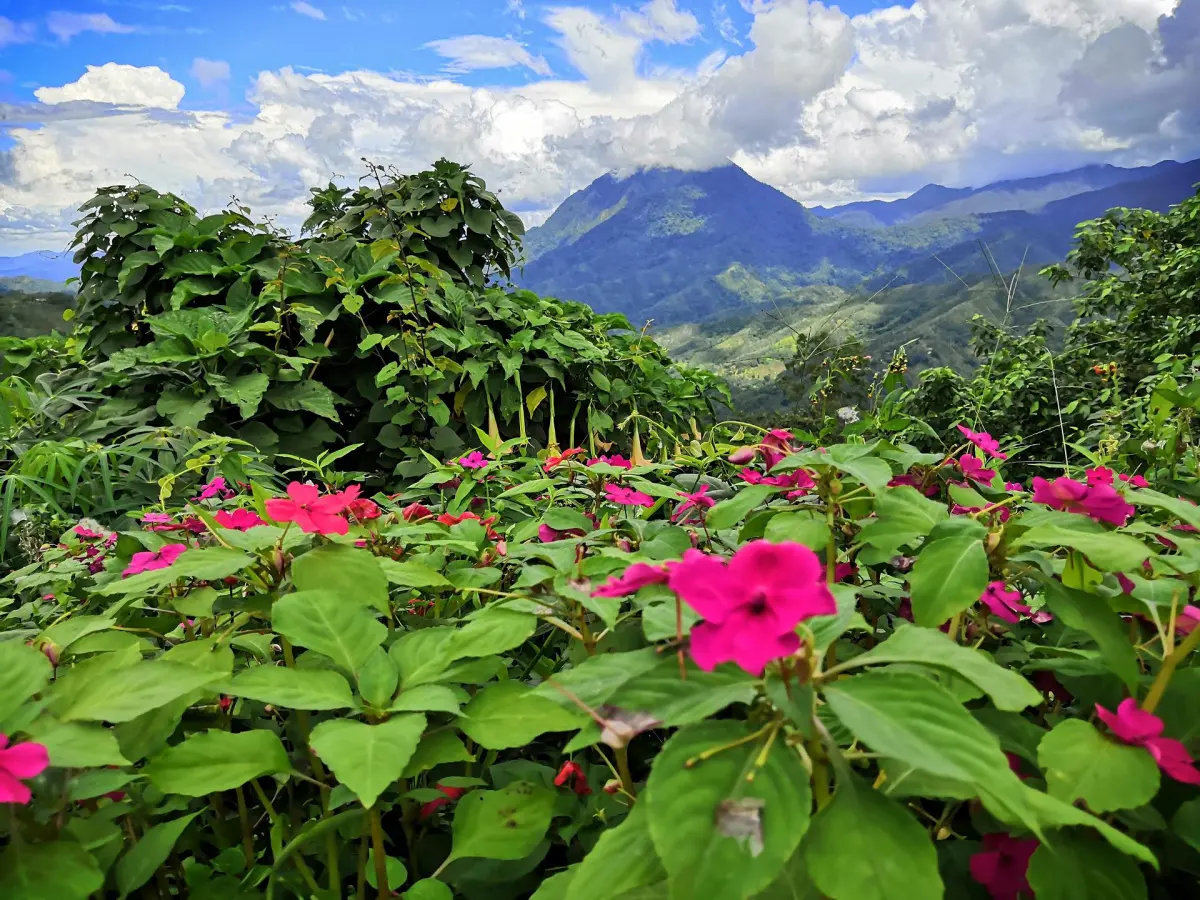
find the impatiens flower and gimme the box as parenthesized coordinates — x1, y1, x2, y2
(1119, 472, 1149, 488)
(604, 484, 655, 508)
(957, 455, 997, 487)
(401, 502, 433, 521)
(834, 562, 856, 583)
(591, 562, 670, 597)
(956, 424, 1008, 460)
(1175, 605, 1200, 636)
(587, 454, 633, 470)
(265, 482, 356, 535)
(74, 525, 103, 540)
(1096, 698, 1200, 785)
(1085, 467, 1114, 487)
(123, 543, 186, 577)
(951, 503, 1011, 523)
(1005, 482, 1024, 492)
(1032, 670, 1072, 703)
(143, 512, 172, 525)
(538, 523, 584, 543)
(195, 476, 231, 501)
(437, 511, 499, 538)
(727, 447, 757, 465)
(554, 761, 592, 796)
(760, 429, 795, 470)
(347, 497, 381, 521)
(1031, 476, 1134, 526)
(419, 783, 468, 820)
(459, 451, 489, 470)
(544, 448, 585, 471)
(979, 582, 1032, 624)
(214, 508, 267, 531)
(0, 734, 50, 805)
(888, 474, 938, 496)
(969, 833, 1038, 900)
(671, 484, 715, 523)
(668, 541, 836, 676)
(784, 470, 817, 498)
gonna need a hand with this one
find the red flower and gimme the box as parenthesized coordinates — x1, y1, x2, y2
(401, 502, 433, 521)
(544, 448, 585, 471)
(214, 508, 267, 531)
(956, 424, 1008, 460)
(979, 582, 1032, 624)
(969, 833, 1038, 900)
(1096, 698, 1200, 785)
(554, 761, 592, 796)
(591, 562, 670, 597)
(538, 523, 583, 543)
(265, 482, 356, 535)
(347, 498, 381, 521)
(1031, 476, 1134, 526)
(123, 543, 186, 577)
(604, 484, 655, 508)
(419, 783, 469, 819)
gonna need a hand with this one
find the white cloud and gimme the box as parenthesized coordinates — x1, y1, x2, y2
(190, 58, 232, 88)
(0, 16, 37, 46)
(45, 12, 136, 42)
(620, 0, 703, 42)
(426, 35, 553, 76)
(713, 2, 742, 45)
(291, 2, 327, 21)
(506, 0, 527, 19)
(1, 0, 1198, 253)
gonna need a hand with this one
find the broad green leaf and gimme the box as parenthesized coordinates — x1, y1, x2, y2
(403, 730, 474, 778)
(1013, 519, 1150, 572)
(357, 648, 400, 709)
(1037, 719, 1159, 812)
(403, 879, 454, 900)
(116, 812, 200, 898)
(645, 720, 811, 900)
(1131, 489, 1200, 530)
(210, 371, 270, 418)
(26, 720, 130, 767)
(266, 380, 341, 421)
(831, 624, 1041, 711)
(534, 648, 662, 709)
(763, 510, 829, 550)
(603, 660, 757, 728)
(450, 608, 536, 661)
(227, 665, 358, 711)
(366, 851, 408, 892)
(95, 547, 252, 595)
(802, 766, 943, 900)
(0, 641, 52, 726)
(38, 615, 116, 653)
(68, 769, 137, 802)
(272, 589, 387, 674)
(458, 681, 587, 749)
(309, 714, 427, 808)
(390, 626, 457, 687)
(389, 684, 461, 714)
(565, 805, 665, 900)
(1043, 582, 1139, 689)
(447, 782, 555, 863)
(145, 729, 289, 795)
(908, 534, 988, 627)
(291, 544, 390, 614)
(379, 559, 452, 588)
(50, 660, 222, 723)
(858, 486, 948, 551)
(1172, 797, 1200, 852)
(0, 839, 104, 900)
(706, 485, 777, 532)
(1027, 831, 1148, 900)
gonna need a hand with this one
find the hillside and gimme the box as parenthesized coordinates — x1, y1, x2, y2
(0, 277, 74, 337)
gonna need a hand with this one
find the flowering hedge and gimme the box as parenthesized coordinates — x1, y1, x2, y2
(2, 424, 1200, 899)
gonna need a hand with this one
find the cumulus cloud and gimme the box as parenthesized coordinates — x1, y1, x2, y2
(619, 0, 703, 42)
(291, 2, 326, 21)
(190, 58, 232, 88)
(46, 12, 136, 42)
(0, 16, 37, 46)
(1, 0, 1198, 252)
(426, 35, 552, 76)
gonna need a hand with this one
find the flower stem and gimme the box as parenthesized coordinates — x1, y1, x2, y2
(615, 744, 636, 798)
(1142, 621, 1200, 713)
(368, 805, 389, 900)
(235, 785, 255, 865)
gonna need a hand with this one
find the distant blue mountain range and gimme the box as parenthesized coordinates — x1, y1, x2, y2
(0, 250, 77, 284)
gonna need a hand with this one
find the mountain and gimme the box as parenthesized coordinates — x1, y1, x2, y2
(0, 278, 73, 338)
(0, 251, 77, 284)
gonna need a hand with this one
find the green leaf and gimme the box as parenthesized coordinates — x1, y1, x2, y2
(763, 511, 829, 551)
(858, 486, 948, 551)
(533, 648, 662, 710)
(1037, 719, 1159, 812)
(403, 730, 474, 778)
(447, 782, 555, 863)
(565, 805, 665, 900)
(450, 608, 536, 661)
(291, 544, 390, 614)
(210, 372, 269, 419)
(1043, 582, 1139, 689)
(116, 812, 200, 898)
(706, 485, 777, 532)
(0, 641, 52, 726)
(156, 392, 214, 428)
(272, 589, 387, 674)
(49, 660, 222, 723)
(357, 648, 400, 709)
(1013, 519, 1150, 572)
(1131, 488, 1200, 530)
(0, 839, 104, 900)
(366, 852, 407, 892)
(309, 714, 427, 809)
(908, 534, 988, 627)
(802, 767, 943, 900)
(1171, 797, 1200, 852)
(266, 380, 342, 421)
(95, 547, 252, 595)
(1027, 831, 1148, 900)
(145, 729, 290, 795)
(379, 559, 452, 588)
(831, 624, 1042, 711)
(604, 659, 757, 728)
(25, 720, 130, 767)
(389, 684, 461, 714)
(403, 879, 454, 900)
(458, 681, 587, 750)
(227, 665, 358, 711)
(645, 720, 811, 900)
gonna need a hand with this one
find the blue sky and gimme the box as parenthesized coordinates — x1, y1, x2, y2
(0, 0, 1196, 254)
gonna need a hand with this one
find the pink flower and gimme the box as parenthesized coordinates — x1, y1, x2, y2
(668, 541, 836, 676)
(889, 474, 938, 496)
(979, 582, 1031, 624)
(1176, 605, 1200, 636)
(1096, 698, 1200, 785)
(1005, 482, 1024, 493)
(544, 448, 585, 471)
(74, 526, 103, 540)
(604, 484, 655, 508)
(588, 454, 633, 470)
(591, 563, 670, 597)
(265, 482, 355, 535)
(1031, 476, 1134, 526)
(957, 455, 997, 487)
(196, 476, 229, 501)
(957, 424, 1007, 460)
(671, 484, 715, 523)
(834, 562, 856, 583)
(784, 470, 817, 498)
(969, 833, 1038, 900)
(123, 543, 186, 577)
(143, 512, 172, 524)
(1085, 467, 1114, 487)
(1119, 473, 1149, 488)
(401, 502, 433, 521)
(214, 509, 267, 531)
(761, 429, 795, 470)
(538, 523, 584, 543)
(727, 447, 757, 465)
(0, 734, 50, 805)
(459, 451, 489, 470)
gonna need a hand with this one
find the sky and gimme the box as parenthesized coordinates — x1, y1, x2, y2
(0, 0, 1197, 254)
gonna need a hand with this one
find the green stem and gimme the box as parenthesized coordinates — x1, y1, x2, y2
(615, 745, 636, 799)
(369, 805, 389, 900)
(1143, 621, 1200, 713)
(236, 785, 255, 866)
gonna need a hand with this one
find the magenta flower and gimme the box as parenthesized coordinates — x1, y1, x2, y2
(888, 474, 938, 496)
(1085, 467, 1114, 487)
(587, 454, 633, 470)
(1119, 472, 1149, 488)
(667, 541, 836, 676)
(969, 833, 1038, 900)
(459, 451, 489, 470)
(834, 562, 856, 583)
(196, 476, 229, 501)
(591, 562, 669, 597)
(0, 734, 50, 805)
(74, 525, 103, 540)
(1005, 481, 1024, 492)
(727, 447, 757, 465)
(956, 424, 1008, 460)
(760, 429, 795, 470)
(265, 482, 356, 535)
(957, 455, 997, 487)
(1176, 605, 1200, 636)
(979, 582, 1032, 624)
(123, 543, 186, 578)
(604, 484, 655, 508)
(1095, 698, 1200, 785)
(671, 484, 715, 523)
(1031, 476, 1134, 526)
(143, 512, 172, 524)
(538, 523, 584, 543)
(215, 508, 267, 531)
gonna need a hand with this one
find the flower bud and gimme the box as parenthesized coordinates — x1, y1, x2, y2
(495, 540, 508, 558)
(603, 779, 621, 794)
(41, 641, 60, 668)
(727, 447, 757, 465)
